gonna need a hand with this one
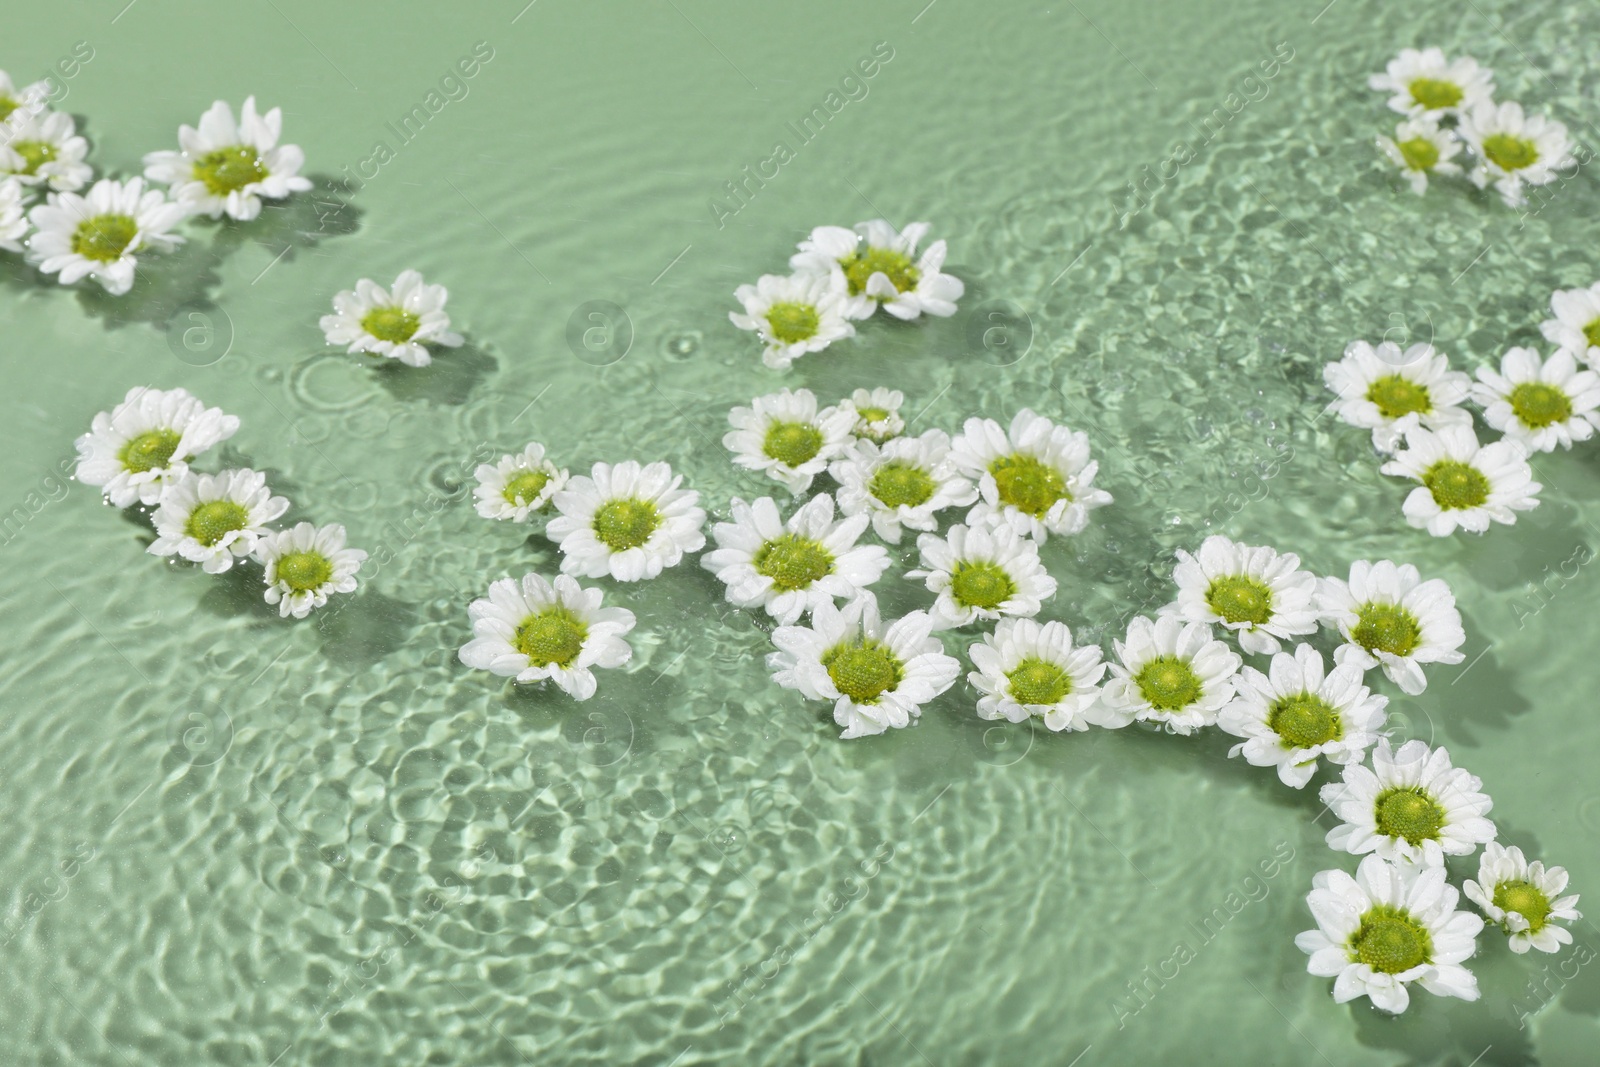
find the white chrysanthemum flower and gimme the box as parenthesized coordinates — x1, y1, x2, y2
(472, 442, 569, 522)
(701, 494, 890, 625)
(789, 220, 964, 321)
(967, 618, 1106, 732)
(0, 110, 92, 193)
(829, 429, 977, 544)
(1463, 843, 1582, 955)
(74, 386, 241, 508)
(728, 271, 855, 371)
(1098, 616, 1242, 735)
(1381, 424, 1540, 536)
(25, 177, 186, 296)
(0, 69, 51, 126)
(1316, 559, 1465, 696)
(254, 522, 366, 619)
(0, 175, 28, 252)
(546, 460, 706, 582)
(458, 573, 636, 700)
(1376, 118, 1462, 195)
(148, 469, 289, 574)
(141, 96, 311, 221)
(1540, 281, 1600, 368)
(837, 387, 906, 444)
(1216, 644, 1388, 789)
(1459, 101, 1576, 209)
(1471, 347, 1600, 453)
(318, 269, 465, 368)
(1295, 854, 1483, 1015)
(1161, 535, 1318, 656)
(767, 592, 960, 739)
(949, 408, 1112, 541)
(907, 523, 1056, 631)
(1368, 47, 1494, 119)
(724, 387, 855, 495)
(1322, 340, 1472, 453)
(1321, 739, 1496, 866)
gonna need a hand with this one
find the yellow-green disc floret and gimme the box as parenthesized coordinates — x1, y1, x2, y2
(950, 560, 1016, 611)
(119, 429, 182, 474)
(822, 639, 903, 704)
(71, 214, 139, 263)
(1492, 880, 1553, 932)
(1007, 658, 1071, 706)
(1396, 137, 1440, 172)
(1134, 655, 1203, 712)
(1481, 134, 1539, 172)
(840, 246, 920, 297)
(753, 534, 834, 592)
(1422, 459, 1489, 511)
(185, 500, 249, 547)
(869, 462, 936, 509)
(9, 140, 56, 176)
(1351, 602, 1421, 657)
(1365, 375, 1432, 420)
(195, 145, 268, 195)
(361, 306, 421, 344)
(1268, 693, 1343, 749)
(1507, 382, 1572, 429)
(1350, 904, 1432, 974)
(765, 301, 820, 344)
(1408, 78, 1462, 111)
(592, 498, 660, 551)
(502, 469, 551, 508)
(276, 550, 333, 593)
(1373, 786, 1446, 845)
(1205, 575, 1274, 626)
(762, 420, 824, 468)
(989, 453, 1069, 518)
(514, 605, 589, 667)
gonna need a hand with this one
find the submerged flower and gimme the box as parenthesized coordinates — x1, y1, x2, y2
(767, 592, 960, 739)
(907, 523, 1056, 630)
(1162, 535, 1318, 655)
(254, 522, 366, 618)
(1381, 424, 1540, 536)
(0, 110, 92, 192)
(74, 385, 241, 508)
(546, 460, 706, 581)
(1322, 340, 1471, 454)
(458, 572, 636, 700)
(728, 271, 855, 370)
(1459, 101, 1575, 209)
(473, 442, 569, 522)
(1295, 854, 1483, 1014)
(1463, 843, 1581, 955)
(829, 429, 977, 543)
(0, 69, 51, 125)
(25, 177, 186, 295)
(1099, 616, 1241, 734)
(967, 618, 1106, 732)
(950, 408, 1112, 541)
(1317, 560, 1464, 695)
(837, 387, 906, 444)
(1472, 347, 1600, 452)
(319, 269, 464, 367)
(0, 176, 27, 252)
(1540, 281, 1600, 368)
(148, 468, 289, 573)
(1320, 739, 1496, 866)
(1368, 47, 1493, 119)
(724, 387, 855, 495)
(701, 493, 890, 625)
(1376, 117, 1462, 195)
(789, 220, 964, 321)
(142, 96, 311, 220)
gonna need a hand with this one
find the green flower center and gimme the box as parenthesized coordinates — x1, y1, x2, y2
(857, 405, 891, 424)
(71, 214, 139, 263)
(1365, 374, 1432, 420)
(869, 461, 936, 508)
(513, 605, 589, 667)
(1508, 382, 1572, 429)
(361, 306, 421, 344)
(762, 420, 823, 468)
(1374, 786, 1446, 845)
(194, 144, 269, 195)
(1134, 656, 1203, 712)
(840, 246, 920, 297)
(276, 550, 333, 593)
(1351, 601, 1421, 657)
(1007, 657, 1071, 706)
(989, 453, 1069, 518)
(950, 560, 1017, 611)
(765, 301, 820, 344)
(1267, 693, 1343, 749)
(1407, 78, 1462, 111)
(1584, 318, 1600, 350)
(0, 95, 18, 122)
(592, 497, 660, 551)
(1481, 133, 1540, 172)
(118, 429, 182, 474)
(1350, 905, 1432, 975)
(1423, 459, 1490, 511)
(822, 639, 903, 704)
(184, 500, 250, 547)
(9, 139, 56, 176)
(1396, 136, 1440, 172)
(1205, 575, 1274, 626)
(1492, 880, 1553, 932)
(502, 469, 551, 508)
(753, 534, 834, 592)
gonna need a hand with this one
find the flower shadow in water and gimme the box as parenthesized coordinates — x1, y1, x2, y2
(315, 588, 416, 667)
(204, 173, 364, 261)
(371, 340, 498, 407)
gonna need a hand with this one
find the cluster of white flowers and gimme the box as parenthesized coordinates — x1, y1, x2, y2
(1370, 47, 1575, 207)
(74, 386, 365, 618)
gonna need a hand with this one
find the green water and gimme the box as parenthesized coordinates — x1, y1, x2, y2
(4, 1, 1600, 1064)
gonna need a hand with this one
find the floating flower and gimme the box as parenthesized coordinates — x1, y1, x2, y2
(1295, 854, 1483, 1014)
(458, 572, 636, 700)
(1539, 281, 1600, 368)
(472, 442, 568, 523)
(837, 387, 905, 444)
(1162, 535, 1318, 655)
(1459, 101, 1575, 209)
(701, 494, 890, 625)
(724, 387, 855, 495)
(950, 408, 1112, 541)
(967, 618, 1106, 732)
(1320, 739, 1496, 866)
(907, 523, 1056, 630)
(767, 592, 960, 739)
(789, 220, 964, 321)
(74, 385, 241, 508)
(829, 429, 977, 543)
(0, 175, 26, 252)
(318, 269, 464, 368)
(728, 271, 855, 371)
(1380, 424, 1540, 536)
(546, 460, 706, 582)
(1471, 346, 1600, 452)
(1368, 47, 1493, 119)
(0, 69, 50, 125)
(1216, 644, 1388, 789)
(1463, 843, 1582, 955)
(1099, 616, 1241, 735)
(25, 176, 186, 296)
(254, 522, 366, 618)
(1376, 117, 1461, 195)
(142, 96, 311, 220)
(0, 110, 92, 192)
(1317, 559, 1464, 695)
(148, 468, 289, 574)
(1322, 340, 1471, 454)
